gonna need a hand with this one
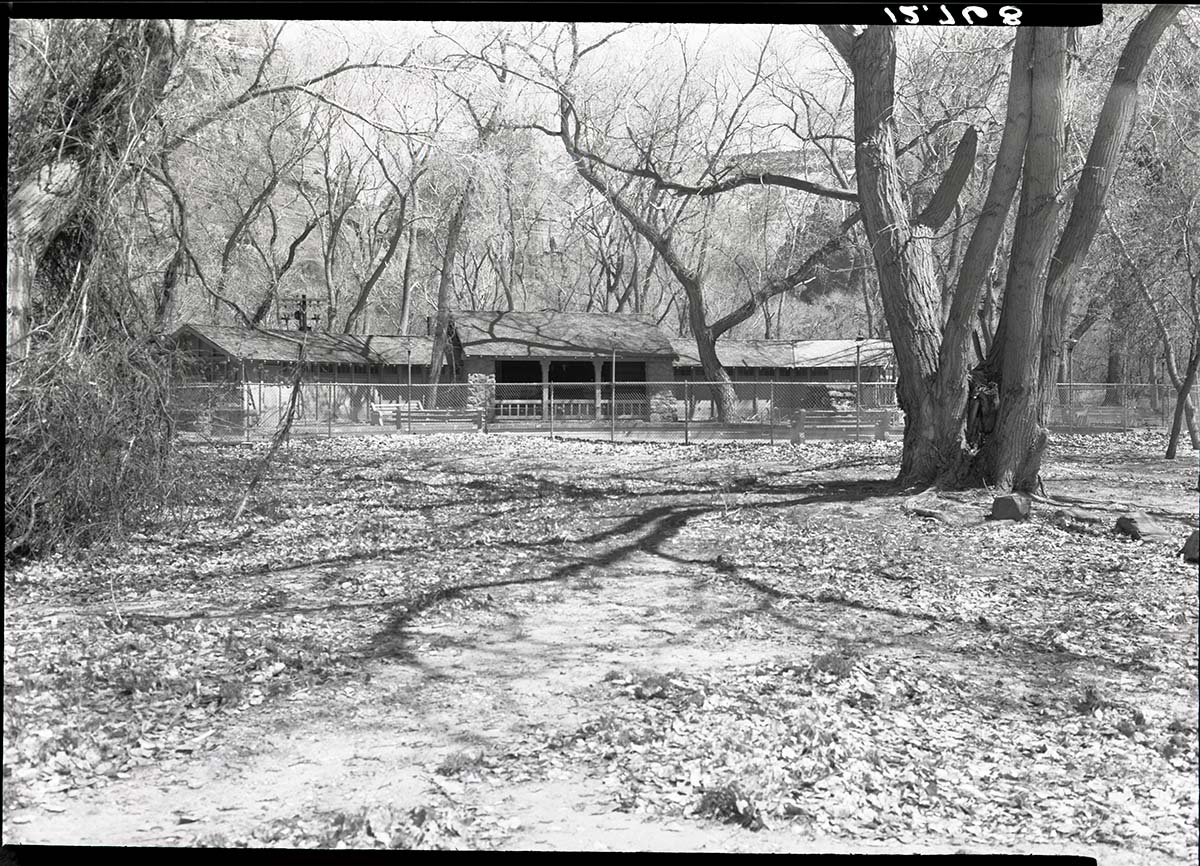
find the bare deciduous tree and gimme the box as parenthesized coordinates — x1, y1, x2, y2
(819, 7, 1181, 490)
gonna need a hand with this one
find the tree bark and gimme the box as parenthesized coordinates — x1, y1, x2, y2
(976, 28, 1070, 493)
(1102, 312, 1127, 406)
(935, 29, 1034, 477)
(821, 8, 1177, 491)
(822, 25, 947, 484)
(7, 161, 84, 356)
(1166, 346, 1200, 459)
(399, 218, 417, 335)
(7, 20, 177, 358)
(1036, 5, 1183, 406)
(426, 188, 471, 407)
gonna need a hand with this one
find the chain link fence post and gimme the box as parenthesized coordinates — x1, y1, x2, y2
(610, 353, 616, 443)
(684, 380, 690, 445)
(769, 380, 775, 445)
(549, 381, 555, 440)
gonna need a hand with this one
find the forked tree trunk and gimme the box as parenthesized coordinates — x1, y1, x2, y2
(974, 29, 1069, 491)
(1035, 5, 1184, 411)
(823, 25, 989, 485)
(562, 129, 742, 421)
(821, 8, 1178, 492)
(975, 8, 1179, 489)
(1167, 347, 1200, 459)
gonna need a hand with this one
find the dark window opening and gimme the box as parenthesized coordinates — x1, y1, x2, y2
(496, 360, 541, 383)
(550, 360, 595, 399)
(601, 361, 647, 404)
(496, 359, 541, 402)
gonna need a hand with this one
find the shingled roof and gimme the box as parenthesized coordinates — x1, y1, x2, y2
(671, 337, 893, 369)
(670, 338, 796, 368)
(451, 311, 675, 358)
(176, 324, 436, 366)
(792, 339, 893, 368)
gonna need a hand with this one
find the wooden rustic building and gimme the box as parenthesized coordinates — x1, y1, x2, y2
(171, 319, 897, 427)
(670, 337, 894, 381)
(449, 311, 678, 422)
(172, 324, 436, 385)
(172, 324, 437, 428)
(671, 337, 896, 416)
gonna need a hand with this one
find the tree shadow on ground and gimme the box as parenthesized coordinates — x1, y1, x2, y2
(362, 477, 906, 661)
(363, 502, 714, 660)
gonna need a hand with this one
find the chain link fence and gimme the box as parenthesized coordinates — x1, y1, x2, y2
(169, 379, 1198, 444)
(1049, 383, 1200, 432)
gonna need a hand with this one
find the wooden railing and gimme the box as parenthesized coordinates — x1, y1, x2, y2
(494, 398, 648, 420)
(496, 399, 544, 418)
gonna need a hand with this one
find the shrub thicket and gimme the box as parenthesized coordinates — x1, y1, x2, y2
(5, 331, 175, 560)
(7, 20, 180, 561)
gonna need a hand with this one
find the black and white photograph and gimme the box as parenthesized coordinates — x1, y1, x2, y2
(4, 5, 1198, 857)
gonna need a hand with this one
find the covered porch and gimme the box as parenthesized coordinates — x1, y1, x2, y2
(493, 358, 649, 421)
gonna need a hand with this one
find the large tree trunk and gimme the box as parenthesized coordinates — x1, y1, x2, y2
(822, 8, 1177, 492)
(975, 28, 1070, 493)
(426, 188, 470, 408)
(1166, 346, 1200, 459)
(854, 71, 944, 479)
(1102, 313, 1127, 406)
(684, 298, 741, 423)
(7, 161, 84, 356)
(824, 26, 957, 485)
(933, 29, 1035, 485)
(7, 20, 177, 359)
(1036, 6, 1183, 404)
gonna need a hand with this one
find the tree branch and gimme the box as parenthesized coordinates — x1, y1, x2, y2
(164, 53, 417, 153)
(656, 170, 858, 202)
(938, 29, 1034, 385)
(819, 24, 859, 65)
(913, 125, 978, 229)
(710, 210, 863, 338)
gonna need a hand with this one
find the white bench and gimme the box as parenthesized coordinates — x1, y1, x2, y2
(370, 401, 422, 426)
(396, 408, 485, 431)
(790, 409, 897, 442)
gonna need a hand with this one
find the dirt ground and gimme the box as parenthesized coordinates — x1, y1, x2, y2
(3, 432, 1197, 857)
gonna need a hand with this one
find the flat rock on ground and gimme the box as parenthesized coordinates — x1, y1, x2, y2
(1114, 512, 1172, 542)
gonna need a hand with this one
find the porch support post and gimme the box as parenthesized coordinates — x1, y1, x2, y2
(593, 357, 603, 420)
(540, 359, 550, 418)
